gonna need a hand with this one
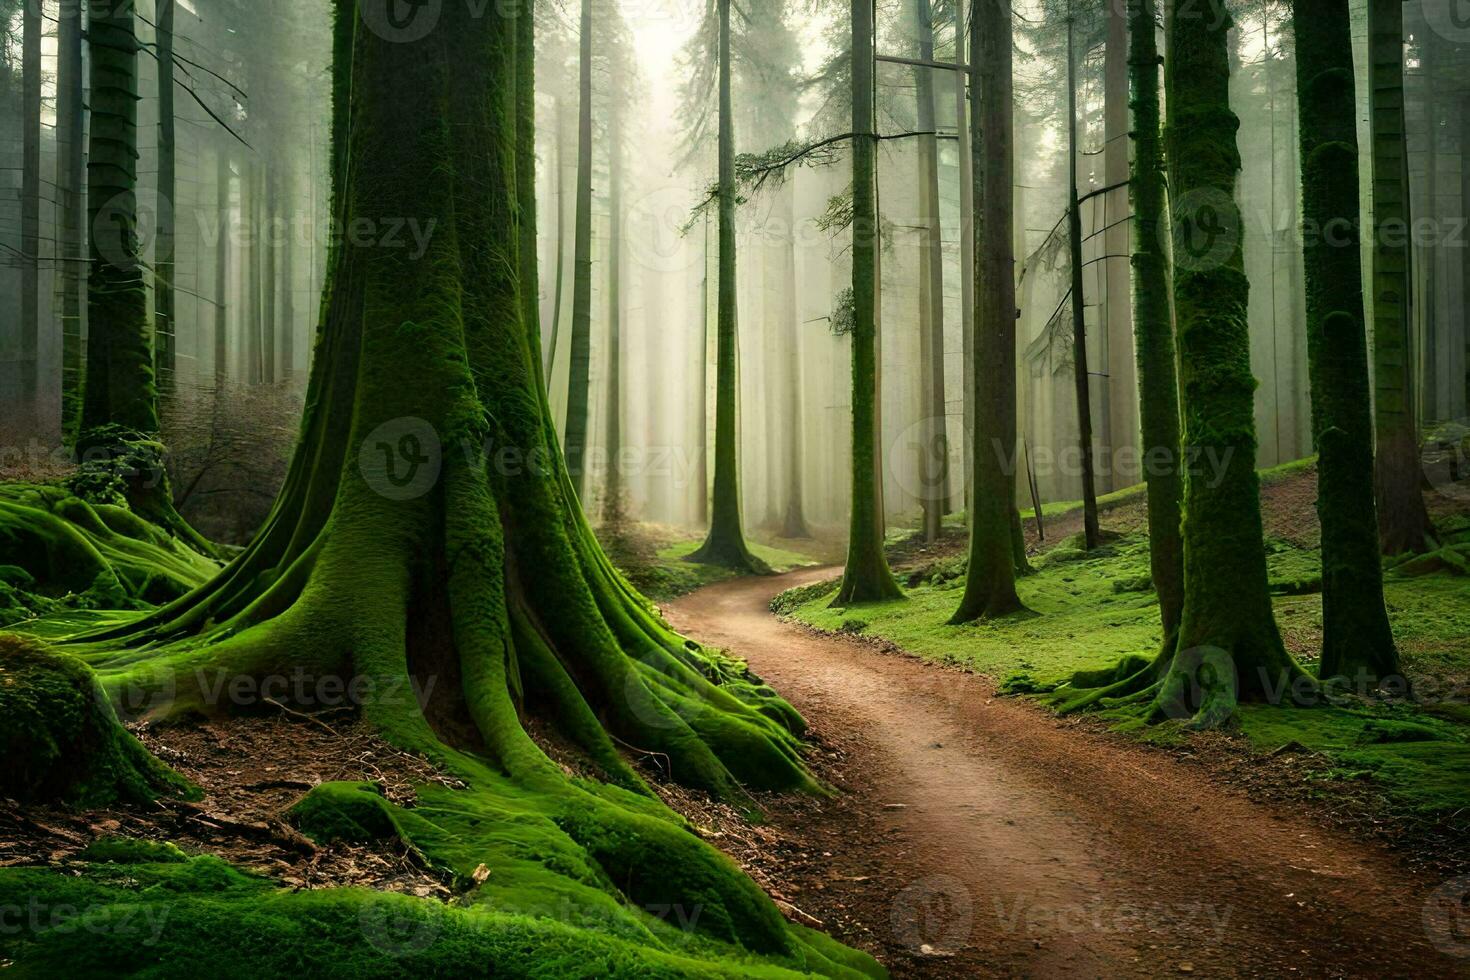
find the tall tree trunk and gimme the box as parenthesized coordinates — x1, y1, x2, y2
(604, 98, 625, 524)
(214, 151, 231, 383)
(563, 0, 596, 494)
(245, 166, 262, 384)
(952, 0, 1024, 622)
(781, 182, 811, 540)
(63, 8, 885, 972)
(1293, 0, 1399, 684)
(517, 0, 542, 383)
(545, 96, 569, 378)
(1128, 0, 1184, 638)
(834, 0, 904, 605)
(696, 213, 711, 528)
(18, 0, 41, 428)
(689, 0, 764, 572)
(1152, 0, 1307, 726)
(955, 0, 976, 512)
(1066, 6, 1101, 550)
(58, 1, 87, 441)
(154, 0, 177, 388)
(1368, 0, 1434, 554)
(280, 180, 295, 382)
(915, 0, 950, 544)
(262, 174, 278, 386)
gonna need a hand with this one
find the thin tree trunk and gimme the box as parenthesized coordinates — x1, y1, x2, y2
(280, 177, 295, 382)
(262, 174, 278, 386)
(1294, 0, 1399, 684)
(214, 150, 231, 383)
(563, 0, 596, 493)
(604, 97, 625, 524)
(154, 0, 177, 387)
(834, 0, 904, 605)
(58, 1, 87, 440)
(1128, 0, 1184, 639)
(952, 0, 1024, 622)
(782, 183, 811, 539)
(915, 0, 950, 543)
(1067, 6, 1101, 550)
(1368, 0, 1434, 554)
(546, 96, 569, 378)
(697, 213, 711, 528)
(689, 0, 763, 572)
(955, 0, 976, 513)
(19, 0, 41, 426)
(516, 0, 542, 384)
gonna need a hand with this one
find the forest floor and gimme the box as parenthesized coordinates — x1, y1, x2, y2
(663, 567, 1470, 979)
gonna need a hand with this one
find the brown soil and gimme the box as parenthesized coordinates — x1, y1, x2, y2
(665, 569, 1469, 979)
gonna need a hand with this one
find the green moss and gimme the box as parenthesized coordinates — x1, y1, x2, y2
(289, 782, 402, 845)
(612, 536, 817, 603)
(79, 838, 190, 865)
(0, 634, 193, 806)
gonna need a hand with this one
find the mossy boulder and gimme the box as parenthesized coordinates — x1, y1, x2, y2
(289, 782, 401, 844)
(0, 634, 191, 806)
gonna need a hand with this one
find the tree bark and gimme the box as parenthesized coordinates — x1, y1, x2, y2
(915, 0, 950, 543)
(689, 0, 765, 572)
(58, 1, 87, 441)
(154, 0, 178, 388)
(214, 151, 231, 383)
(19, 0, 42, 427)
(603, 95, 626, 524)
(563, 0, 596, 495)
(952, 0, 1024, 622)
(1293, 0, 1399, 684)
(1128, 0, 1184, 638)
(834, 0, 904, 605)
(1066, 6, 1101, 550)
(1367, 0, 1434, 555)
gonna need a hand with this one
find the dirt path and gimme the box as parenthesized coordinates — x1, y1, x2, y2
(665, 568, 1469, 979)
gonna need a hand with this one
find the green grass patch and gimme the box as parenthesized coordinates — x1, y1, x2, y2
(608, 528, 820, 603)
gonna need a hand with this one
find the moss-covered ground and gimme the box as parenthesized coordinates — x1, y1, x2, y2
(603, 523, 821, 602)
(781, 460, 1470, 828)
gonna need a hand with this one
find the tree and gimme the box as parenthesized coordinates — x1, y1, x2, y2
(1128, 0, 1184, 638)
(603, 91, 627, 523)
(1064, 0, 1102, 550)
(58, 5, 891, 974)
(563, 0, 596, 496)
(1293, 0, 1399, 683)
(57, 1, 87, 440)
(687, 0, 767, 572)
(154, 0, 178, 387)
(18, 0, 40, 427)
(1367, 0, 1434, 556)
(914, 0, 951, 544)
(952, 0, 1025, 622)
(834, 0, 904, 605)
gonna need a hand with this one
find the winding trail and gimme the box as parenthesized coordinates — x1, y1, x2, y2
(665, 568, 1468, 979)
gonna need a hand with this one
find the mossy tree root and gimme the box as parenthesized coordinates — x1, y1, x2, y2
(45, 4, 866, 972)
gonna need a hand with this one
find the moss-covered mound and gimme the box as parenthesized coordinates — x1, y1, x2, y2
(0, 854, 879, 979)
(0, 484, 218, 627)
(290, 782, 404, 845)
(0, 634, 192, 806)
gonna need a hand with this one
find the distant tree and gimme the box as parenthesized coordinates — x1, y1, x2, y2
(154, 0, 178, 387)
(1293, 0, 1399, 683)
(18, 0, 40, 427)
(57, 2, 87, 439)
(951, 0, 1025, 622)
(563, 0, 596, 496)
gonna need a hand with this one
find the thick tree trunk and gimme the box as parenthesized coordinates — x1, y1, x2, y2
(1066, 8, 1102, 550)
(563, 0, 596, 495)
(1128, 0, 1184, 638)
(952, 0, 1024, 622)
(834, 0, 903, 605)
(1367, 0, 1434, 555)
(154, 0, 178, 388)
(1293, 0, 1399, 685)
(56, 12, 888, 972)
(58, 2, 87, 441)
(19, 0, 41, 427)
(915, 0, 950, 543)
(689, 0, 765, 572)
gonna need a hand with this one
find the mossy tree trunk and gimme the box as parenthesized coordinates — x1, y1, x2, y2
(952, 0, 1024, 623)
(563, 0, 596, 496)
(19, 0, 41, 429)
(1128, 0, 1184, 639)
(914, 0, 950, 544)
(58, 1, 86, 442)
(834, 0, 904, 606)
(1366, 0, 1434, 556)
(1293, 0, 1399, 685)
(1065, 4, 1101, 551)
(545, 95, 569, 377)
(64, 3, 863, 966)
(689, 0, 765, 573)
(1151, 0, 1309, 726)
(154, 0, 178, 388)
